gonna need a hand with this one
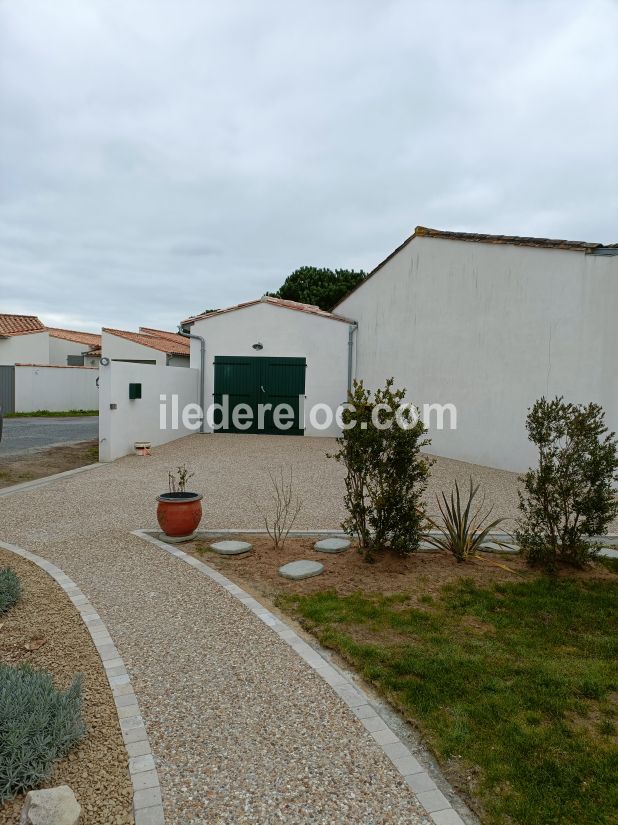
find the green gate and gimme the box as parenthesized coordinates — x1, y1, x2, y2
(213, 356, 306, 435)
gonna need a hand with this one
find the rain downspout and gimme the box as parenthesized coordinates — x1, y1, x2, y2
(178, 326, 206, 433)
(347, 322, 358, 393)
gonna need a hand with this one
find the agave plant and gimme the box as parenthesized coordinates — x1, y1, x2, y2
(424, 479, 505, 562)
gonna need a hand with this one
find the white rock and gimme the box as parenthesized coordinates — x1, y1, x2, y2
(20, 786, 81, 825)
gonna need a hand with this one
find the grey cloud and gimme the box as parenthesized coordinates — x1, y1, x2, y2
(0, 0, 616, 331)
(170, 242, 222, 258)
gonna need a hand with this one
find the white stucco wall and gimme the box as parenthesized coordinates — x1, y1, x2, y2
(190, 301, 352, 436)
(337, 236, 618, 472)
(167, 354, 190, 368)
(49, 336, 99, 366)
(14, 365, 99, 412)
(98, 361, 200, 461)
(102, 331, 166, 365)
(0, 332, 50, 366)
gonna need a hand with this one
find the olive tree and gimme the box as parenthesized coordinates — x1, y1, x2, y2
(332, 378, 431, 561)
(516, 396, 618, 570)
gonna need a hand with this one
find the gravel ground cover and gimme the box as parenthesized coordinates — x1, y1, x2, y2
(0, 548, 133, 825)
(0, 433, 613, 824)
(0, 436, 431, 824)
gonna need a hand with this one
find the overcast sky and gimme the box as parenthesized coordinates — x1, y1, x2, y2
(1, 0, 616, 332)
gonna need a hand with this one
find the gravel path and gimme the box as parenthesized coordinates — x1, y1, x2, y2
(0, 547, 134, 825)
(0, 435, 433, 824)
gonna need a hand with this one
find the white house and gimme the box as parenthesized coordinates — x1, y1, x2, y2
(183, 297, 354, 437)
(336, 227, 618, 471)
(0, 315, 101, 367)
(0, 314, 100, 413)
(181, 227, 617, 472)
(102, 327, 190, 367)
(47, 327, 101, 366)
(0, 314, 50, 366)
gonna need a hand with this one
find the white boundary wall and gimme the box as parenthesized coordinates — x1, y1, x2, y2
(99, 361, 199, 461)
(14, 365, 99, 412)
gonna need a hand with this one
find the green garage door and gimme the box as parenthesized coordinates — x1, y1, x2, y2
(213, 356, 306, 435)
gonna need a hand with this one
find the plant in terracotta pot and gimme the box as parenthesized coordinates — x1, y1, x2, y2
(156, 464, 203, 539)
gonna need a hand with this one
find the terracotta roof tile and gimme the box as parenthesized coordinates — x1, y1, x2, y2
(0, 314, 45, 336)
(103, 327, 190, 356)
(182, 295, 355, 326)
(413, 226, 615, 251)
(46, 327, 101, 347)
(139, 327, 189, 344)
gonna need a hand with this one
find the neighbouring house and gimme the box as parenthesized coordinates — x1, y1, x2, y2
(47, 327, 101, 367)
(101, 327, 190, 366)
(0, 314, 101, 413)
(180, 227, 618, 472)
(0, 314, 50, 366)
(0, 315, 101, 367)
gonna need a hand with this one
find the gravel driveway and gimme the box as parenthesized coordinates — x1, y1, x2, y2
(0, 415, 99, 456)
(0, 435, 432, 824)
(1, 433, 605, 823)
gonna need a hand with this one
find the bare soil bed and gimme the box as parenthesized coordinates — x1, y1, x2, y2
(0, 441, 98, 489)
(0, 548, 133, 824)
(185, 534, 615, 604)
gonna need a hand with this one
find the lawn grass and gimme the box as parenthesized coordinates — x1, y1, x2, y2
(598, 556, 618, 575)
(5, 409, 98, 418)
(279, 575, 618, 825)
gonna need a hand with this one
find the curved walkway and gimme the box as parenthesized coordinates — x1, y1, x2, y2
(0, 539, 163, 825)
(0, 435, 472, 824)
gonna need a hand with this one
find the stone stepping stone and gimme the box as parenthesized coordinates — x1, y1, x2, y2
(209, 540, 253, 556)
(314, 537, 351, 554)
(278, 560, 324, 580)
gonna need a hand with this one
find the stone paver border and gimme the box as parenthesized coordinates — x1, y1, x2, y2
(0, 538, 165, 825)
(135, 529, 475, 825)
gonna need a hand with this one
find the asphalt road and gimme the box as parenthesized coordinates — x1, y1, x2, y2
(0, 416, 99, 456)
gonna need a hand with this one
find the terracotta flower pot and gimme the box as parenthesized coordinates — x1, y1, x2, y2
(156, 492, 203, 538)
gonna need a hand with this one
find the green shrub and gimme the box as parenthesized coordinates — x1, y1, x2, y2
(0, 664, 85, 802)
(0, 568, 21, 615)
(331, 378, 431, 561)
(517, 396, 618, 571)
(424, 479, 506, 562)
